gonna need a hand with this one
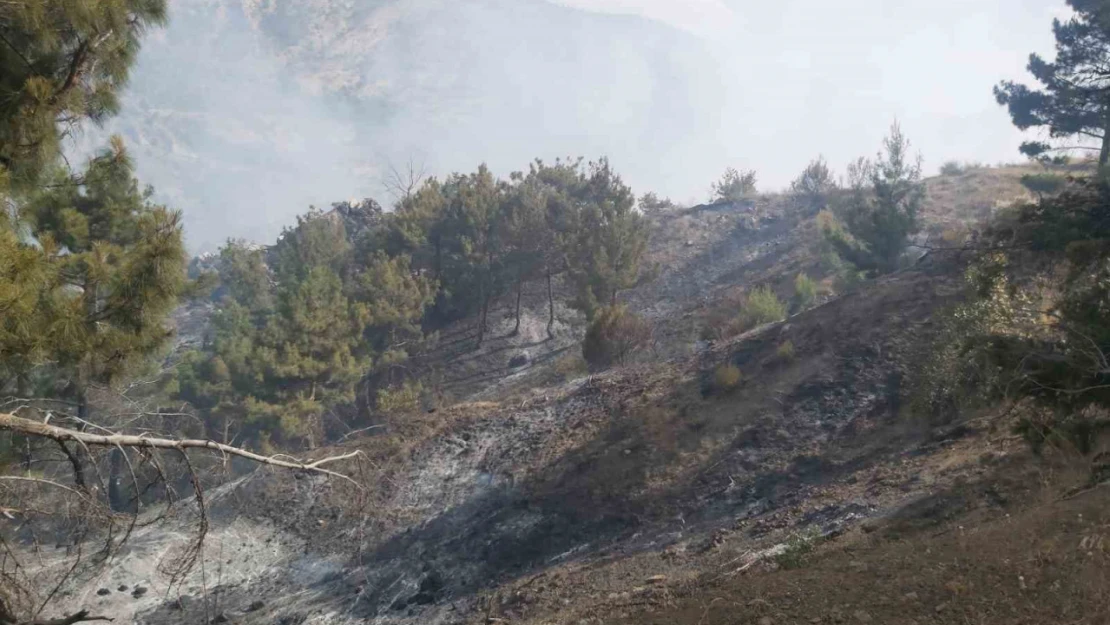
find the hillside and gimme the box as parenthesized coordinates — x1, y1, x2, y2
(22, 164, 1105, 625)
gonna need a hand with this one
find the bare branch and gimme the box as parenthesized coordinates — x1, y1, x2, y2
(0, 477, 91, 502)
(382, 155, 428, 203)
(0, 413, 362, 486)
(12, 608, 113, 625)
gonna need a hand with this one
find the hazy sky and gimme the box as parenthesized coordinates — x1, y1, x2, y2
(78, 0, 1073, 251)
(550, 0, 1069, 179)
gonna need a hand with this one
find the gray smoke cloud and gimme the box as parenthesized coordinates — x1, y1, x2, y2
(68, 0, 1068, 252)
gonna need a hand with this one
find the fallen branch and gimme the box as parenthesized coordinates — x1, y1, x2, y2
(17, 609, 112, 625)
(0, 413, 362, 486)
(1, 598, 112, 625)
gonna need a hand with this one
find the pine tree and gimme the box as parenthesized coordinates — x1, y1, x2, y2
(444, 165, 504, 346)
(995, 0, 1110, 164)
(520, 158, 587, 336)
(564, 159, 650, 319)
(501, 171, 551, 336)
(273, 207, 351, 282)
(824, 122, 924, 276)
(17, 139, 187, 414)
(0, 0, 167, 190)
(181, 209, 435, 446)
(353, 251, 436, 366)
(217, 240, 273, 312)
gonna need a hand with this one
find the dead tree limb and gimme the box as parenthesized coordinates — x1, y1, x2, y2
(0, 413, 362, 486)
(8, 609, 112, 625)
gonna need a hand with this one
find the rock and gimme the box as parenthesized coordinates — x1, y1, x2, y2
(508, 353, 529, 368)
(854, 610, 872, 623)
(117, 585, 128, 592)
(212, 613, 229, 624)
(96, 588, 110, 596)
(646, 574, 667, 584)
(248, 600, 266, 612)
(935, 602, 949, 614)
(902, 592, 919, 602)
(758, 617, 774, 625)
(131, 587, 148, 599)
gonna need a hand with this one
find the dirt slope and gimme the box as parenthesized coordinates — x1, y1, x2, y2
(89, 255, 983, 625)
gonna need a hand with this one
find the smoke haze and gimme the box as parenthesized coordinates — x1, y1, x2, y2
(69, 0, 1067, 251)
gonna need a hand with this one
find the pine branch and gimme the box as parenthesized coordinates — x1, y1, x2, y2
(0, 30, 33, 71)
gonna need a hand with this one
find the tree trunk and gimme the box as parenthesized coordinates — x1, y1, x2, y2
(107, 448, 126, 512)
(433, 236, 443, 282)
(511, 280, 523, 337)
(476, 277, 487, 348)
(1100, 130, 1110, 166)
(546, 267, 556, 340)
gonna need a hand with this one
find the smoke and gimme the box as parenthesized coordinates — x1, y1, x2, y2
(68, 0, 1065, 252)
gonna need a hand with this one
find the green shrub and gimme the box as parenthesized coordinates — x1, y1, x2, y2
(939, 160, 965, 176)
(554, 352, 589, 381)
(1014, 407, 1110, 457)
(793, 272, 818, 310)
(1020, 173, 1066, 202)
(775, 340, 796, 362)
(582, 305, 652, 370)
(775, 529, 822, 570)
(713, 364, 742, 392)
(377, 380, 424, 414)
(790, 157, 836, 214)
(711, 167, 758, 203)
(638, 192, 675, 214)
(739, 286, 787, 329)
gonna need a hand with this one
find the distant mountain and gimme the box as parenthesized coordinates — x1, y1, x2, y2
(70, 0, 724, 251)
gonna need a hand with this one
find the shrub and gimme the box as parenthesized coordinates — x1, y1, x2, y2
(738, 286, 787, 330)
(553, 352, 589, 381)
(1014, 406, 1110, 457)
(793, 272, 818, 310)
(377, 380, 424, 414)
(582, 305, 652, 370)
(775, 340, 796, 362)
(711, 167, 758, 203)
(1020, 172, 1066, 202)
(775, 529, 822, 570)
(713, 363, 742, 392)
(790, 157, 836, 214)
(638, 192, 675, 214)
(939, 160, 964, 176)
